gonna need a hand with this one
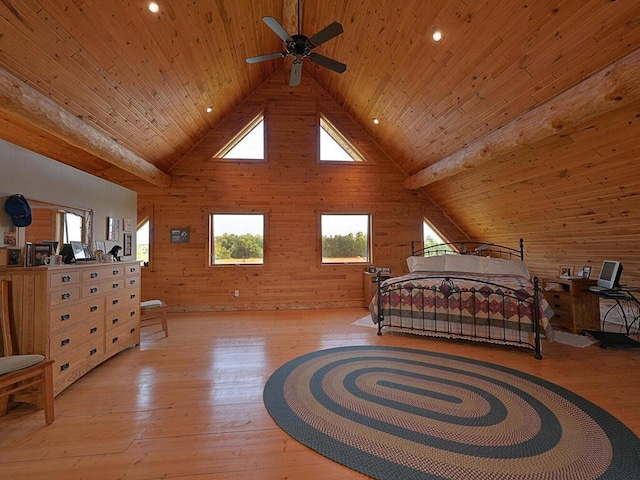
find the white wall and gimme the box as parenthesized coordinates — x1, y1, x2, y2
(0, 139, 137, 259)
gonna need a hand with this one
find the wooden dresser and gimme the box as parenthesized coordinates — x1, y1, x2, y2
(543, 277, 600, 334)
(0, 261, 140, 395)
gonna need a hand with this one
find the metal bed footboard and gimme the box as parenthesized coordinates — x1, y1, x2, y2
(375, 272, 543, 359)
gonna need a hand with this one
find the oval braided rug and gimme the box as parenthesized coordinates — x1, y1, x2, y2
(263, 345, 640, 479)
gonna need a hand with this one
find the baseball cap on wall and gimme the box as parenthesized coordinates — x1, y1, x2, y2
(4, 194, 32, 227)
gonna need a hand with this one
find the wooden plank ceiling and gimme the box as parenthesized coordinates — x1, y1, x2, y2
(1, 0, 639, 187)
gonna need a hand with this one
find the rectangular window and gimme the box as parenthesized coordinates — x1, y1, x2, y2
(211, 214, 264, 265)
(321, 214, 370, 264)
(137, 220, 149, 263)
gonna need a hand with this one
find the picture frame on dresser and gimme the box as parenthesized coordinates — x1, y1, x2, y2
(33, 243, 53, 266)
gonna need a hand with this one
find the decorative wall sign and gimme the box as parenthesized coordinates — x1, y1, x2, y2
(170, 228, 190, 243)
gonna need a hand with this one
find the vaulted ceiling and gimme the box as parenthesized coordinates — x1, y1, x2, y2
(1, 0, 639, 190)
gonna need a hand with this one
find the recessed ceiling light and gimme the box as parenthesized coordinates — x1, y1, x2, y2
(432, 30, 443, 42)
(206, 105, 213, 113)
(373, 118, 380, 125)
(148, 2, 159, 14)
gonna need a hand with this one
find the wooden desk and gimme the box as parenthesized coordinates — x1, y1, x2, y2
(543, 277, 599, 333)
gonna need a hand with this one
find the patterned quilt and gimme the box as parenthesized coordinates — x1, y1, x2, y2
(370, 272, 555, 348)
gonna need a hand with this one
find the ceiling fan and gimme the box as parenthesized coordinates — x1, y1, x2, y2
(246, 9, 346, 87)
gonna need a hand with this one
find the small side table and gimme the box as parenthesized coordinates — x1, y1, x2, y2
(363, 272, 393, 308)
(543, 277, 599, 333)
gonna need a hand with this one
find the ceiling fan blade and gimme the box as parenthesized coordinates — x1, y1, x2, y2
(290, 61, 303, 86)
(263, 16, 293, 43)
(246, 52, 286, 64)
(308, 53, 347, 74)
(308, 22, 343, 48)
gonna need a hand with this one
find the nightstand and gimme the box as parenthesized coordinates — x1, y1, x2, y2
(363, 272, 393, 307)
(543, 277, 600, 333)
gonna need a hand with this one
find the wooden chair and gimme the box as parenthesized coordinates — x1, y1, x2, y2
(140, 300, 168, 337)
(0, 280, 55, 424)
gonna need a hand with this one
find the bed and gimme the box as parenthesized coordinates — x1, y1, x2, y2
(369, 239, 555, 359)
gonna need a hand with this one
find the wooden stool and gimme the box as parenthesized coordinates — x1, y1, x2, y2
(140, 300, 168, 337)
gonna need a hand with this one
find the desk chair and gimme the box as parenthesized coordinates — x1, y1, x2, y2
(0, 280, 55, 424)
(140, 300, 168, 337)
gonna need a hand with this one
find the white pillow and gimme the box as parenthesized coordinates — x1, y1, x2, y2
(485, 257, 530, 278)
(406, 255, 446, 272)
(443, 254, 487, 274)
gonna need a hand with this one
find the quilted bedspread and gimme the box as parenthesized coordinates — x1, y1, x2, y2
(370, 272, 555, 346)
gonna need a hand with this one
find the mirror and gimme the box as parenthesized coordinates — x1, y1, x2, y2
(20, 199, 93, 254)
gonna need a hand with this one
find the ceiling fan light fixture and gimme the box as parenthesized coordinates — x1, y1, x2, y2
(432, 29, 443, 42)
(148, 2, 160, 14)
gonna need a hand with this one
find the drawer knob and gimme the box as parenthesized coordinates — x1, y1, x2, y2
(130, 327, 136, 334)
(90, 327, 98, 334)
(90, 305, 98, 312)
(90, 348, 97, 356)
(61, 313, 70, 321)
(60, 362, 70, 372)
(130, 310, 136, 317)
(112, 318, 119, 325)
(62, 275, 71, 283)
(113, 283, 119, 289)
(90, 287, 98, 294)
(61, 338, 70, 346)
(112, 336, 119, 344)
(91, 272, 98, 278)
(113, 270, 119, 275)
(130, 294, 136, 299)
(112, 299, 119, 305)
(61, 292, 71, 300)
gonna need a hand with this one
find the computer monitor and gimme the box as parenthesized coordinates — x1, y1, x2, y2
(597, 260, 623, 289)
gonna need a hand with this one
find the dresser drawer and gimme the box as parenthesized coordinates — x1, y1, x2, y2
(49, 269, 81, 288)
(50, 320, 103, 358)
(53, 338, 105, 395)
(82, 278, 123, 298)
(50, 299, 104, 332)
(125, 264, 141, 275)
(106, 320, 139, 354)
(105, 306, 138, 332)
(50, 286, 81, 307)
(82, 265, 124, 282)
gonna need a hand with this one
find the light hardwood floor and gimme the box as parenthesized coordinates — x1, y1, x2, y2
(1, 308, 639, 479)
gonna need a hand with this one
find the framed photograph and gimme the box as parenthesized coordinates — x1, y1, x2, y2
(367, 265, 376, 273)
(171, 228, 190, 243)
(107, 216, 120, 241)
(582, 265, 592, 279)
(33, 243, 53, 266)
(559, 265, 572, 277)
(95, 240, 106, 252)
(123, 233, 132, 256)
(123, 217, 134, 232)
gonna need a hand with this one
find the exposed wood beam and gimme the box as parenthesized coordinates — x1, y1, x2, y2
(0, 66, 171, 188)
(404, 48, 640, 190)
(283, 0, 300, 36)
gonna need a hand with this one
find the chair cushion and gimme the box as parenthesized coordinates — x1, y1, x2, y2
(0, 354, 45, 375)
(141, 300, 164, 310)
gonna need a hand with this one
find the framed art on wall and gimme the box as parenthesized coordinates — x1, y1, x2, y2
(107, 216, 120, 241)
(123, 233, 132, 256)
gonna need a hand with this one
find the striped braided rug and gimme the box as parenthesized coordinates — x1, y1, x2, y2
(263, 345, 640, 479)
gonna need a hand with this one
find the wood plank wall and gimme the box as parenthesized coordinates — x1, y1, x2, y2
(427, 99, 640, 287)
(131, 70, 466, 311)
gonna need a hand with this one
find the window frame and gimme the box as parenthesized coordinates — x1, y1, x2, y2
(215, 113, 266, 161)
(320, 213, 372, 265)
(209, 212, 266, 267)
(318, 114, 366, 163)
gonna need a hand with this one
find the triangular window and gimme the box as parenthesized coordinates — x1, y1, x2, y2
(319, 116, 365, 162)
(217, 114, 264, 160)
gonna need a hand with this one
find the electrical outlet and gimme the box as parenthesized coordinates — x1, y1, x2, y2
(234, 290, 240, 297)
